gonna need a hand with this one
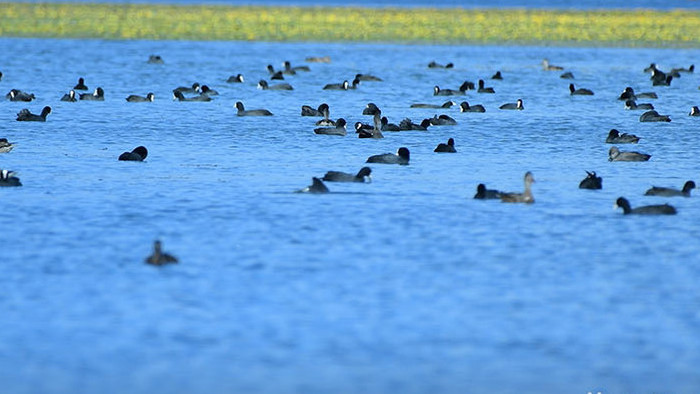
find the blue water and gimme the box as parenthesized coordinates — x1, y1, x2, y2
(1, 38, 700, 393)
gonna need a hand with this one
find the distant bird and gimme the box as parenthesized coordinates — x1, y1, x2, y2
(173, 83, 200, 94)
(380, 117, 401, 132)
(126, 93, 155, 102)
(606, 129, 640, 144)
(322, 167, 372, 183)
(624, 100, 653, 110)
(501, 172, 535, 203)
(313, 118, 346, 136)
(267, 65, 285, 80)
(60, 90, 77, 102)
(652, 70, 672, 86)
(79, 87, 104, 101)
(235, 101, 272, 116)
(199, 85, 219, 96)
(16, 106, 51, 122)
(569, 83, 594, 95)
(643, 63, 658, 73)
(542, 59, 564, 71)
(428, 61, 454, 69)
(6, 89, 35, 102)
(474, 184, 502, 199)
(579, 171, 602, 190)
(609, 146, 651, 162)
(0, 138, 14, 153)
(301, 103, 326, 117)
(433, 85, 463, 96)
(172, 90, 211, 102)
(410, 100, 455, 109)
(670, 64, 694, 74)
(0, 169, 21, 187)
(147, 55, 164, 64)
(357, 112, 384, 139)
(644, 181, 695, 197)
(284, 60, 310, 73)
(366, 147, 410, 165)
(618, 87, 657, 100)
(258, 79, 293, 91)
(615, 197, 676, 215)
(434, 138, 456, 153)
(73, 77, 88, 90)
(118, 146, 148, 161)
(499, 99, 524, 110)
(0, 71, 3, 81)
(690, 106, 700, 116)
(429, 114, 457, 126)
(459, 101, 486, 113)
(314, 104, 335, 126)
(639, 110, 671, 122)
(491, 71, 503, 80)
(145, 240, 178, 265)
(459, 80, 476, 91)
(477, 79, 495, 93)
(355, 73, 382, 82)
(227, 74, 244, 83)
(560, 72, 575, 79)
(323, 80, 349, 90)
(296, 177, 329, 194)
(305, 56, 331, 63)
(362, 103, 381, 115)
(399, 118, 431, 131)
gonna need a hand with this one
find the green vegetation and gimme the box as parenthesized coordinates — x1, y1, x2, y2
(1, 3, 699, 46)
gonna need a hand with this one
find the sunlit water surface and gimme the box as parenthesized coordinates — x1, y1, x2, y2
(1, 39, 700, 393)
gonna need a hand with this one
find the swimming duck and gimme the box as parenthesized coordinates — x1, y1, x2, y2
(296, 177, 329, 194)
(323, 80, 349, 90)
(606, 129, 640, 144)
(301, 103, 326, 117)
(16, 106, 51, 122)
(500, 172, 535, 203)
(258, 79, 293, 91)
(126, 93, 155, 102)
(399, 118, 431, 131)
(410, 101, 455, 109)
(79, 87, 104, 101)
(434, 138, 456, 153)
(459, 101, 486, 113)
(362, 103, 381, 115)
(284, 61, 310, 73)
(315, 104, 335, 126)
(542, 59, 564, 71)
(428, 61, 454, 69)
(380, 117, 401, 131)
(615, 197, 676, 215)
(199, 85, 219, 96)
(670, 64, 694, 74)
(173, 83, 201, 94)
(652, 71, 672, 86)
(433, 85, 463, 96)
(227, 74, 244, 83)
(306, 56, 331, 63)
(313, 118, 346, 136)
(267, 65, 285, 80)
(357, 113, 384, 139)
(60, 90, 77, 102)
(0, 138, 15, 153)
(355, 73, 382, 82)
(459, 81, 476, 91)
(173, 90, 211, 102)
(618, 87, 658, 100)
(7, 89, 35, 102)
(366, 147, 410, 165)
(322, 167, 372, 183)
(145, 240, 178, 265)
(644, 181, 695, 197)
(429, 114, 457, 126)
(608, 146, 650, 162)
(235, 101, 273, 116)
(491, 71, 503, 80)
(147, 55, 164, 64)
(499, 99, 524, 110)
(474, 184, 502, 199)
(689, 106, 700, 116)
(118, 146, 148, 161)
(347, 77, 361, 89)
(569, 83, 594, 95)
(639, 110, 671, 122)
(560, 72, 575, 79)
(0, 169, 21, 187)
(579, 171, 602, 190)
(624, 100, 654, 110)
(73, 77, 88, 90)
(477, 80, 495, 93)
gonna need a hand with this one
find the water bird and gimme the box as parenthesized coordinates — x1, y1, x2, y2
(147, 55, 164, 64)
(313, 118, 346, 136)
(0, 138, 15, 153)
(433, 85, 463, 96)
(690, 106, 700, 116)
(355, 73, 382, 82)
(6, 89, 35, 102)
(0, 71, 2, 81)
(608, 146, 650, 162)
(410, 101, 455, 109)
(644, 181, 695, 197)
(284, 61, 310, 72)
(434, 138, 456, 153)
(614, 197, 676, 215)
(199, 85, 219, 96)
(542, 59, 564, 71)
(624, 100, 653, 110)
(258, 79, 293, 90)
(491, 71, 503, 80)
(499, 99, 524, 110)
(651, 70, 672, 86)
(357, 112, 384, 139)
(315, 104, 335, 126)
(560, 72, 575, 79)
(569, 83, 594, 95)
(145, 240, 178, 265)
(267, 65, 285, 80)
(118, 146, 148, 161)
(79, 87, 104, 101)
(429, 114, 457, 126)
(606, 129, 640, 144)
(173, 90, 211, 102)
(579, 171, 602, 190)
(227, 74, 244, 83)
(639, 110, 670, 122)
(474, 184, 502, 199)
(0, 169, 21, 187)
(16, 106, 51, 121)
(362, 103, 381, 115)
(380, 117, 401, 131)
(301, 103, 326, 116)
(670, 64, 694, 74)
(643, 63, 658, 73)
(459, 80, 476, 91)
(73, 77, 88, 90)
(428, 61, 454, 69)
(235, 101, 272, 116)
(323, 80, 349, 90)
(173, 83, 200, 94)
(477, 79, 495, 93)
(618, 87, 657, 100)
(322, 167, 372, 183)
(500, 172, 535, 203)
(296, 177, 329, 194)
(60, 90, 77, 102)
(399, 118, 431, 131)
(306, 56, 331, 63)
(459, 101, 486, 113)
(366, 147, 410, 165)
(126, 93, 154, 102)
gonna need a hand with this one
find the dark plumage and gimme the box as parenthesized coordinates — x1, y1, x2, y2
(569, 83, 594, 95)
(410, 100, 455, 109)
(126, 93, 155, 102)
(491, 71, 503, 80)
(258, 80, 293, 91)
(644, 181, 695, 197)
(477, 79, 495, 93)
(235, 101, 273, 116)
(459, 101, 486, 113)
(145, 240, 178, 265)
(227, 74, 244, 83)
(429, 114, 457, 126)
(579, 171, 602, 190)
(322, 167, 372, 183)
(73, 77, 88, 90)
(0, 138, 14, 153)
(296, 177, 329, 194)
(366, 147, 410, 165)
(606, 129, 640, 144)
(79, 87, 104, 101)
(16, 106, 51, 122)
(690, 106, 700, 116)
(0, 169, 22, 187)
(639, 110, 671, 122)
(474, 184, 502, 200)
(625, 100, 654, 110)
(609, 146, 650, 162)
(499, 99, 524, 110)
(434, 138, 456, 153)
(174, 83, 200, 94)
(147, 55, 164, 64)
(173, 90, 211, 102)
(433, 85, 463, 96)
(314, 118, 346, 136)
(118, 146, 148, 161)
(428, 61, 454, 69)
(60, 90, 77, 102)
(6, 89, 35, 102)
(615, 197, 676, 215)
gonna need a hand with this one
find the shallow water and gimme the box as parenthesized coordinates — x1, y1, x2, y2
(1, 38, 700, 393)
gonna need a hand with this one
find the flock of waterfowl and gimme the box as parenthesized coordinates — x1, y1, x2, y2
(2, 54, 698, 262)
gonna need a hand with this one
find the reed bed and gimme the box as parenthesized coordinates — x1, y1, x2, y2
(1, 3, 699, 46)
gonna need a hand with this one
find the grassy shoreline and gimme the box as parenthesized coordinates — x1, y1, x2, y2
(1, 3, 699, 47)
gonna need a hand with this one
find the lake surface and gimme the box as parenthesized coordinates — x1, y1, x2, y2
(1, 38, 700, 393)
